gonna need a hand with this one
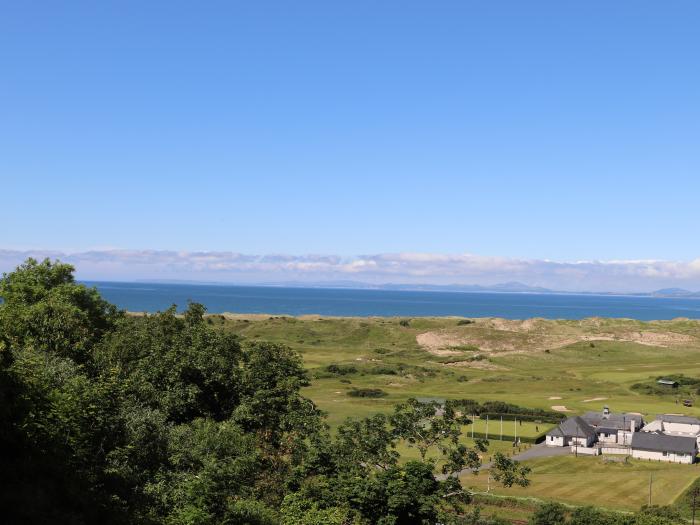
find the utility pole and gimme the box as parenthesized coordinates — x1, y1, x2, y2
(514, 418, 517, 443)
(648, 473, 653, 506)
(500, 416, 503, 441)
(486, 415, 489, 440)
(689, 486, 700, 525)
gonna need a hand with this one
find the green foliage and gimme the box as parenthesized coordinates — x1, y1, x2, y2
(347, 387, 387, 398)
(529, 502, 567, 525)
(0, 259, 532, 525)
(0, 258, 119, 363)
(280, 493, 348, 525)
(490, 453, 531, 488)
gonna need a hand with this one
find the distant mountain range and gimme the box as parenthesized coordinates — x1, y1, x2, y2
(135, 279, 700, 298)
(649, 288, 700, 298)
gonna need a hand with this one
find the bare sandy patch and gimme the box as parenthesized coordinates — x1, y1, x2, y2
(583, 397, 608, 403)
(416, 320, 697, 357)
(551, 405, 571, 412)
(442, 360, 508, 371)
(548, 396, 562, 400)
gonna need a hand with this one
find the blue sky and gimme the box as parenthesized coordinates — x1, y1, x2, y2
(2, 2, 699, 287)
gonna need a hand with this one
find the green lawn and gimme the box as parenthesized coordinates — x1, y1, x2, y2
(463, 455, 700, 512)
(466, 417, 552, 440)
(214, 314, 700, 512)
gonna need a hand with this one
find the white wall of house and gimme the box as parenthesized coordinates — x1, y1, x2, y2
(664, 422, 700, 434)
(600, 445, 630, 455)
(617, 431, 634, 445)
(631, 449, 695, 464)
(598, 432, 617, 444)
(568, 435, 595, 447)
(572, 446, 599, 455)
(546, 435, 564, 447)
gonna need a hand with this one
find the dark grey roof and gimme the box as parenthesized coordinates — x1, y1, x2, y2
(656, 414, 700, 425)
(632, 432, 698, 455)
(582, 411, 643, 431)
(546, 416, 596, 439)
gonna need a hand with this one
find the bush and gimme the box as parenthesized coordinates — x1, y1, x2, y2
(347, 388, 387, 398)
(369, 365, 398, 375)
(325, 364, 358, 376)
(399, 319, 411, 327)
(457, 319, 474, 325)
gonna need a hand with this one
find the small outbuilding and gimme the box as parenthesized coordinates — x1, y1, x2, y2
(631, 431, 697, 464)
(545, 416, 597, 447)
(657, 379, 679, 387)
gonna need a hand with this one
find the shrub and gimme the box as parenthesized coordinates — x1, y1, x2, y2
(457, 319, 474, 325)
(399, 319, 411, 327)
(325, 364, 358, 376)
(347, 388, 387, 398)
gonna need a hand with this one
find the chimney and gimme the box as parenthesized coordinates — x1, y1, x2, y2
(630, 418, 635, 433)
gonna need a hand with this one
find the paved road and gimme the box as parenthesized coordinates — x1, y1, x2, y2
(478, 443, 571, 471)
(438, 443, 572, 480)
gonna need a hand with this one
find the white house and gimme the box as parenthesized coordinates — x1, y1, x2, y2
(545, 416, 597, 447)
(546, 408, 698, 463)
(580, 406, 643, 446)
(642, 415, 700, 447)
(630, 432, 697, 464)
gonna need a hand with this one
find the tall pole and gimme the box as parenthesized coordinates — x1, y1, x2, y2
(500, 416, 503, 441)
(486, 415, 489, 440)
(648, 473, 653, 506)
(514, 418, 517, 443)
(693, 489, 697, 525)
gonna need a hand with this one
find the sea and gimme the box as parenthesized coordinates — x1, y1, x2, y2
(83, 281, 700, 320)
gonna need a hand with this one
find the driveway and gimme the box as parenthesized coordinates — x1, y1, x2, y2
(477, 443, 571, 471)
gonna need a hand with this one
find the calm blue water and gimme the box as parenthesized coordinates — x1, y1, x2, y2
(83, 281, 700, 320)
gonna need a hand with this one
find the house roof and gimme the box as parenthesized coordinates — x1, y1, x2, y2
(547, 416, 596, 439)
(631, 432, 698, 455)
(656, 414, 700, 425)
(582, 411, 643, 431)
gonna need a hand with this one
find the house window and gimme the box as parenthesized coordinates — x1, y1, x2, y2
(662, 451, 668, 456)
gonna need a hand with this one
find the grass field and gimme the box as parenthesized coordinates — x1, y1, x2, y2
(211, 314, 700, 512)
(466, 418, 551, 440)
(463, 455, 700, 512)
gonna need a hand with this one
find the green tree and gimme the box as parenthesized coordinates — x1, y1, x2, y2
(529, 502, 567, 525)
(489, 453, 531, 488)
(390, 398, 469, 460)
(0, 258, 119, 364)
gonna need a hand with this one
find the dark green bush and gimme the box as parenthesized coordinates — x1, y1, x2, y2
(347, 388, 387, 398)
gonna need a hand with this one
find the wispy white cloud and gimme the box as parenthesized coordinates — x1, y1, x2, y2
(1, 249, 700, 293)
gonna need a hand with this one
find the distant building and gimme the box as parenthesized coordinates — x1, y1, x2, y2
(545, 407, 699, 463)
(642, 414, 700, 447)
(545, 416, 597, 447)
(657, 379, 679, 387)
(630, 432, 697, 464)
(580, 406, 643, 445)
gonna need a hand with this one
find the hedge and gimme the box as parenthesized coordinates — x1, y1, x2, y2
(466, 431, 546, 444)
